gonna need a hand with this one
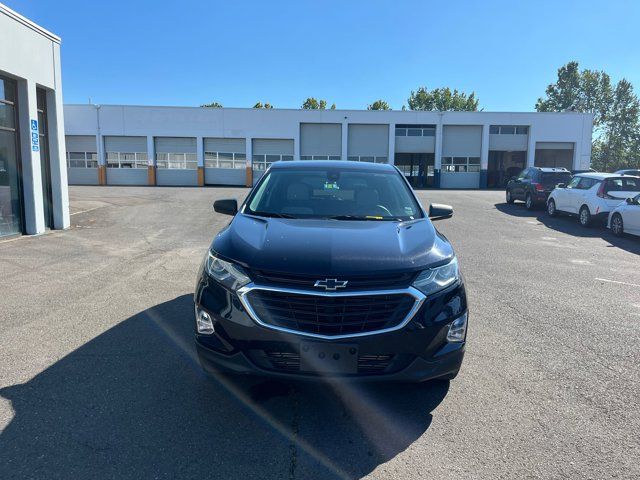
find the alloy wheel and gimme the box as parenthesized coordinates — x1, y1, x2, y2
(612, 215, 623, 236)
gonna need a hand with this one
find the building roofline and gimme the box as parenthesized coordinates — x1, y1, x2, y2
(0, 2, 61, 43)
(63, 103, 593, 117)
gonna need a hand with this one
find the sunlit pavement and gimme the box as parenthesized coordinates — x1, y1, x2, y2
(1, 186, 639, 479)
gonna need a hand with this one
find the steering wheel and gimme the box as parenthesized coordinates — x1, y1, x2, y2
(370, 204, 393, 216)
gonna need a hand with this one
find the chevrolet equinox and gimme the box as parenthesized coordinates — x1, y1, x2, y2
(194, 161, 468, 382)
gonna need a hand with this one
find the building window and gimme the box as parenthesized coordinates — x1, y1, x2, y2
(441, 156, 481, 173)
(300, 155, 341, 160)
(106, 152, 148, 168)
(66, 152, 98, 168)
(347, 155, 388, 163)
(395, 125, 435, 137)
(252, 154, 293, 171)
(204, 151, 246, 169)
(156, 153, 197, 169)
(490, 125, 529, 135)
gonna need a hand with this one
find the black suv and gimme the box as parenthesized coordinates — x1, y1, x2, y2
(194, 161, 468, 382)
(506, 167, 572, 209)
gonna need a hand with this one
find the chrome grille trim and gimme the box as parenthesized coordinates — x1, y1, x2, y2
(237, 283, 426, 340)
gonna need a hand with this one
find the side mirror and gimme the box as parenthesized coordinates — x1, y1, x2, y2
(213, 199, 238, 216)
(626, 197, 636, 205)
(556, 183, 566, 189)
(429, 203, 454, 221)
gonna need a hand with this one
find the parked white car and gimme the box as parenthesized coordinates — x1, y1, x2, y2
(608, 194, 640, 237)
(546, 173, 640, 227)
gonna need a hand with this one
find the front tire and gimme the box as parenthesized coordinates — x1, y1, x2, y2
(525, 193, 534, 210)
(611, 213, 624, 236)
(579, 206, 592, 227)
(547, 199, 558, 217)
(506, 189, 514, 204)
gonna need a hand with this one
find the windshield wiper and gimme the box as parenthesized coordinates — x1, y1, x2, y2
(328, 215, 401, 221)
(249, 211, 298, 219)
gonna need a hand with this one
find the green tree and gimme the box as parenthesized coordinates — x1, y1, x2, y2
(407, 87, 479, 111)
(592, 79, 640, 171)
(302, 98, 328, 109)
(253, 102, 274, 109)
(201, 101, 223, 108)
(536, 61, 640, 171)
(367, 100, 391, 110)
(535, 61, 612, 131)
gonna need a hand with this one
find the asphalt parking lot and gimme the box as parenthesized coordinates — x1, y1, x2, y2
(1, 186, 639, 479)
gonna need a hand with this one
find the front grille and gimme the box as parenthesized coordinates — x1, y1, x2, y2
(249, 269, 416, 290)
(245, 289, 416, 336)
(263, 350, 395, 374)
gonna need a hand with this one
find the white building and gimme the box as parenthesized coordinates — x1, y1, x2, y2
(0, 3, 69, 239)
(64, 105, 593, 190)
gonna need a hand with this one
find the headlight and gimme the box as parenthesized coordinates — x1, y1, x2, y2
(206, 251, 250, 291)
(412, 257, 459, 296)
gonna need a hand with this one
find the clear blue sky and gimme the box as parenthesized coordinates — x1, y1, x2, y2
(6, 0, 640, 111)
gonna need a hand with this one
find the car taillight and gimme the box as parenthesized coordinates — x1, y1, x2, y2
(533, 183, 545, 192)
(597, 182, 614, 199)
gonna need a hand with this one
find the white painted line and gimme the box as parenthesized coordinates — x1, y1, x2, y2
(596, 278, 640, 288)
(70, 206, 101, 216)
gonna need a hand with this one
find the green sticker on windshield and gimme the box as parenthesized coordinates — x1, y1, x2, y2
(324, 181, 340, 190)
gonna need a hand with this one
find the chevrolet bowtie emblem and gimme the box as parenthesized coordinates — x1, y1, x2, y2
(314, 278, 348, 291)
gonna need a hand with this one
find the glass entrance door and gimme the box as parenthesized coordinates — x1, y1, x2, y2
(0, 76, 23, 237)
(37, 89, 54, 229)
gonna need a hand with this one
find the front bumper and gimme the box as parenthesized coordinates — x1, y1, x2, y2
(196, 340, 464, 382)
(194, 271, 468, 382)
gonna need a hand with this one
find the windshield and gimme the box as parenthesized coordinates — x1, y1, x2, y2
(244, 167, 423, 220)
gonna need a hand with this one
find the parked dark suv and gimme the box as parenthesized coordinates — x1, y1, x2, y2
(194, 161, 468, 382)
(506, 167, 573, 209)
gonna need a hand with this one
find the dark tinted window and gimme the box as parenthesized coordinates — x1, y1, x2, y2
(540, 172, 572, 187)
(577, 178, 598, 190)
(604, 177, 640, 193)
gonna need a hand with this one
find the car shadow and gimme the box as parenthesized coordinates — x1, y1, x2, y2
(0, 294, 449, 480)
(495, 202, 640, 255)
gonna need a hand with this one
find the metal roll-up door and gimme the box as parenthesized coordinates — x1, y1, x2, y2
(300, 123, 341, 157)
(155, 137, 196, 153)
(252, 139, 294, 155)
(347, 124, 389, 161)
(104, 136, 147, 153)
(65, 135, 96, 153)
(203, 138, 245, 153)
(203, 138, 247, 186)
(442, 126, 482, 157)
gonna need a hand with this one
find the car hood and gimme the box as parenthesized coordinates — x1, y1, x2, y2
(212, 213, 454, 276)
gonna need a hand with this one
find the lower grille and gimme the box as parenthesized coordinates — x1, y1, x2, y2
(357, 354, 395, 373)
(264, 351, 395, 374)
(244, 289, 416, 337)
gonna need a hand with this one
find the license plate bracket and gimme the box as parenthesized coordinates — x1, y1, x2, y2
(299, 342, 358, 374)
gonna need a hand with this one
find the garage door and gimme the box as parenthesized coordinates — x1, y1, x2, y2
(300, 123, 341, 160)
(441, 126, 482, 189)
(535, 142, 574, 169)
(347, 124, 388, 163)
(252, 138, 294, 184)
(66, 135, 98, 185)
(104, 136, 148, 185)
(155, 137, 197, 186)
(204, 138, 246, 186)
